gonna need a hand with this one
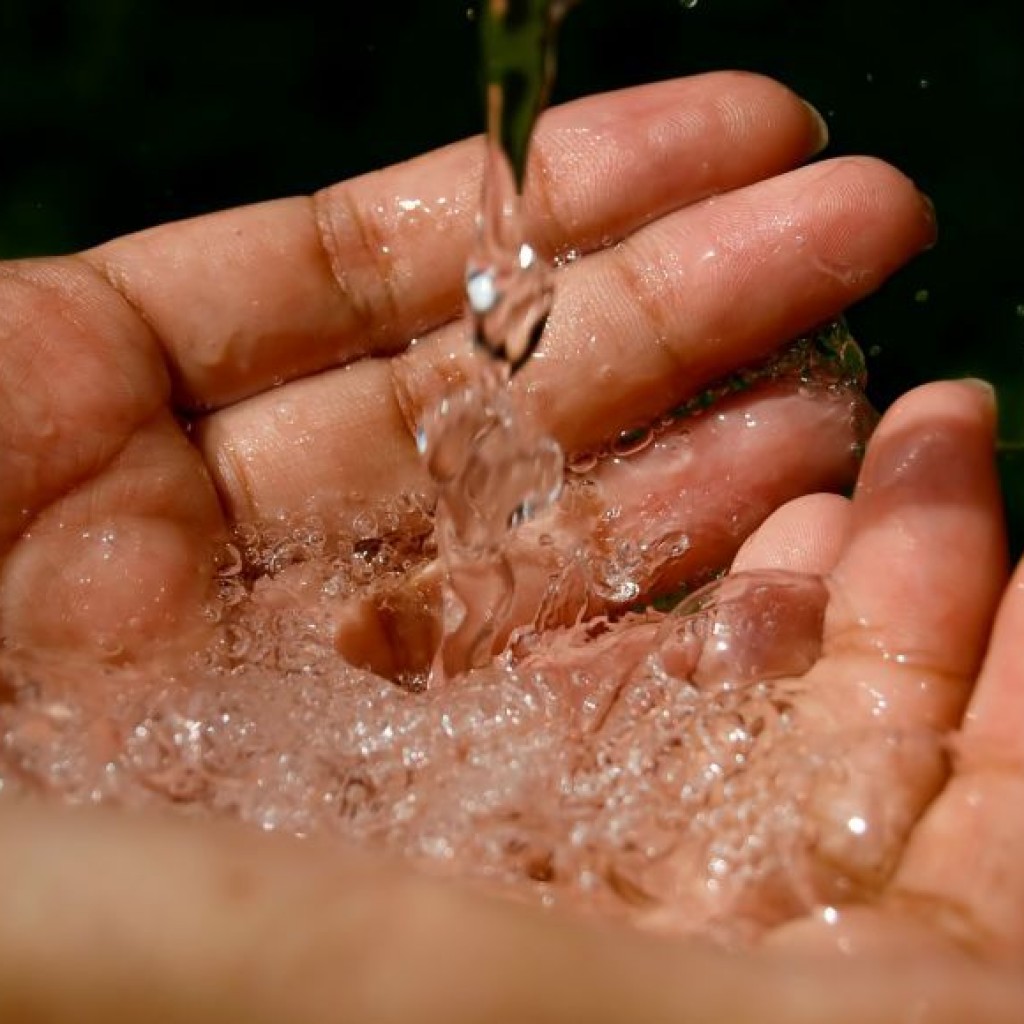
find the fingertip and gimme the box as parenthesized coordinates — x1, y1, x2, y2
(827, 379, 1005, 676)
(876, 377, 996, 436)
(808, 156, 939, 275)
(799, 99, 830, 156)
(731, 492, 852, 576)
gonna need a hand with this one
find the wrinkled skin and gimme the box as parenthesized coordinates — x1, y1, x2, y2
(3, 73, 1024, 1022)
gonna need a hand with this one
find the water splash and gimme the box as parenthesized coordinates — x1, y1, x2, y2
(416, 371, 562, 677)
(0, 560, 948, 942)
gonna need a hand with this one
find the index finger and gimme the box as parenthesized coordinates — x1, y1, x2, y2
(82, 73, 827, 410)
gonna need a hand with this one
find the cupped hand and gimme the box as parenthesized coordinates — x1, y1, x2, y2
(1, 380, 1023, 1022)
(4, 71, 1012, 1024)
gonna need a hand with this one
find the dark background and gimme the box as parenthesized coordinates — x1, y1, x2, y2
(2, 0, 1023, 541)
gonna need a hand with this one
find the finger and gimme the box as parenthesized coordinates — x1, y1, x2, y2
(784, 381, 1004, 907)
(887, 553, 1024, 959)
(961, 559, 1024, 749)
(201, 156, 933, 517)
(823, 379, 1005, 694)
(731, 493, 853, 576)
(0, 410, 222, 655)
(334, 380, 867, 678)
(84, 73, 827, 409)
(1, 803, 1022, 1024)
(0, 258, 168, 554)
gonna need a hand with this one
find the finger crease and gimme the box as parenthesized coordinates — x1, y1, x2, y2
(387, 353, 427, 451)
(609, 239, 691, 393)
(525, 139, 574, 260)
(202, 425, 260, 523)
(883, 886, 997, 958)
(311, 186, 402, 352)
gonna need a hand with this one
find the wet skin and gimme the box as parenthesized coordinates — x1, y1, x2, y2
(2, 72, 1024, 1021)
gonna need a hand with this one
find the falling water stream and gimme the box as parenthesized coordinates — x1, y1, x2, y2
(420, 0, 572, 679)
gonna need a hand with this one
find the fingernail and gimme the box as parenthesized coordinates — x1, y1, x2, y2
(801, 99, 830, 155)
(918, 190, 938, 249)
(961, 377, 997, 413)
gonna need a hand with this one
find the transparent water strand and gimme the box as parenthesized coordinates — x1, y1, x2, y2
(420, 0, 575, 679)
(417, 357, 563, 679)
(467, 0, 576, 369)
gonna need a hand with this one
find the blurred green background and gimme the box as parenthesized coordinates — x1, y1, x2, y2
(2, 0, 1023, 542)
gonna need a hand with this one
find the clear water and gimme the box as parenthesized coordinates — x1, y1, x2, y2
(0, 528, 941, 941)
(0, 0, 935, 947)
(419, 0, 571, 678)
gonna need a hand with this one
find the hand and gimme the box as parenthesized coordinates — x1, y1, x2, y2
(2, 380, 1022, 1021)
(0, 71, 932, 658)
(6, 71, 1003, 1024)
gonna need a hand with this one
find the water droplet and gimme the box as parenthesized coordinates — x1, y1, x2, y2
(518, 243, 537, 270)
(467, 268, 500, 315)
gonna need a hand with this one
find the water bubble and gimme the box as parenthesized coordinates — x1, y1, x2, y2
(215, 543, 244, 578)
(567, 451, 599, 474)
(846, 815, 868, 836)
(351, 511, 378, 539)
(611, 425, 655, 458)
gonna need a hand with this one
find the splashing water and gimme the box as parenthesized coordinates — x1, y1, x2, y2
(417, 373, 563, 678)
(0, 319, 933, 943)
(0, 543, 945, 942)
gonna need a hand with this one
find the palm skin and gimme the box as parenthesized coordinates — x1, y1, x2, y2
(4, 72, 1023, 1022)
